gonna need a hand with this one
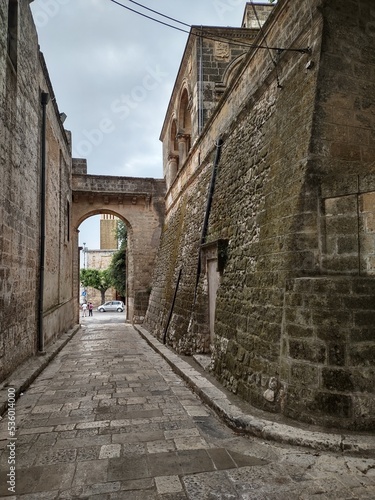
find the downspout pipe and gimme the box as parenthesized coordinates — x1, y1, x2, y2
(193, 137, 223, 305)
(163, 267, 182, 344)
(200, 137, 223, 247)
(38, 91, 49, 354)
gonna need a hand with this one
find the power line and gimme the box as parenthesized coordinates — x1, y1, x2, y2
(126, 0, 190, 28)
(109, 0, 310, 55)
(250, 0, 282, 88)
(109, 0, 188, 34)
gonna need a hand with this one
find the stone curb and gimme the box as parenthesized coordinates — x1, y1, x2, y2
(134, 325, 375, 458)
(0, 325, 80, 417)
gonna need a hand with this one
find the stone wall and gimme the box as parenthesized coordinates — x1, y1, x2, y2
(41, 55, 76, 346)
(85, 249, 117, 307)
(1, 1, 39, 380)
(0, 2, 76, 381)
(100, 215, 118, 250)
(282, 276, 375, 430)
(145, 0, 375, 430)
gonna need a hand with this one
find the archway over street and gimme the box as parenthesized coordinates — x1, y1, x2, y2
(71, 160, 165, 324)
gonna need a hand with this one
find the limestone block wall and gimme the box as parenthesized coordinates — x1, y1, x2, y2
(282, 276, 375, 430)
(147, 0, 319, 353)
(0, 2, 76, 381)
(100, 216, 118, 250)
(0, 2, 41, 381)
(277, 0, 375, 430)
(41, 63, 75, 346)
(85, 249, 117, 307)
(146, 0, 375, 430)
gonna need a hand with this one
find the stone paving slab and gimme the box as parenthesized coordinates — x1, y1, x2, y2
(0, 317, 374, 499)
(0, 326, 80, 417)
(135, 325, 375, 457)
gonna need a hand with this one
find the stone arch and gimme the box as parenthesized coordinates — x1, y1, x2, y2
(76, 208, 133, 319)
(71, 174, 166, 324)
(222, 53, 246, 87)
(214, 54, 247, 104)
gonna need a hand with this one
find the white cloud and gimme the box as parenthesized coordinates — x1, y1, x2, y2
(31, 0, 270, 243)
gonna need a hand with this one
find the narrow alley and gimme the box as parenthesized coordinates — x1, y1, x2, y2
(0, 315, 374, 499)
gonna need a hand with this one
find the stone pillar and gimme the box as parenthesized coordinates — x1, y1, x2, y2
(167, 154, 179, 188)
(177, 133, 190, 166)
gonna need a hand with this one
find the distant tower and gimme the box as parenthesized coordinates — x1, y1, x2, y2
(241, 2, 274, 28)
(100, 214, 118, 250)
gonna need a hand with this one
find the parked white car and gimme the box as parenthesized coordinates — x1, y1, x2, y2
(97, 300, 124, 312)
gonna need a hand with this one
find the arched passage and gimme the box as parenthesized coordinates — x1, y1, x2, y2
(71, 171, 166, 324)
(77, 209, 130, 316)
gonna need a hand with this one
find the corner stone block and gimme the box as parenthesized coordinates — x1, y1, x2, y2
(324, 195, 357, 217)
(349, 344, 375, 367)
(325, 215, 358, 236)
(322, 368, 354, 392)
(337, 235, 359, 255)
(327, 343, 346, 367)
(321, 176, 358, 199)
(359, 191, 375, 213)
(315, 392, 352, 419)
(291, 362, 319, 387)
(289, 340, 326, 364)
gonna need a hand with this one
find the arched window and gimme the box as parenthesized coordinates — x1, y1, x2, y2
(170, 119, 178, 155)
(179, 88, 192, 136)
(177, 88, 192, 165)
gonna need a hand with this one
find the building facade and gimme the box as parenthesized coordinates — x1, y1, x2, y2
(0, 0, 75, 382)
(145, 0, 375, 430)
(82, 214, 119, 307)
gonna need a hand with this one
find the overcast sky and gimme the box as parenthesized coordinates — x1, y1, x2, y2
(30, 0, 269, 250)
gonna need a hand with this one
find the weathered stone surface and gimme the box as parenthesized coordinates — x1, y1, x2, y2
(71, 174, 165, 321)
(1, 316, 374, 498)
(145, 0, 375, 430)
(0, 2, 75, 382)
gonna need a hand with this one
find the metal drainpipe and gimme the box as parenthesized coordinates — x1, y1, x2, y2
(38, 91, 49, 354)
(163, 267, 182, 344)
(198, 27, 203, 135)
(192, 137, 223, 305)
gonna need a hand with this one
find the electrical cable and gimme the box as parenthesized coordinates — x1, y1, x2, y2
(110, 0, 189, 34)
(126, 0, 191, 28)
(250, 0, 282, 88)
(109, 0, 310, 55)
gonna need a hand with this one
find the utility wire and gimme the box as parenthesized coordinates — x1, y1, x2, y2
(250, 0, 282, 88)
(126, 0, 190, 28)
(110, 0, 189, 34)
(109, 0, 310, 55)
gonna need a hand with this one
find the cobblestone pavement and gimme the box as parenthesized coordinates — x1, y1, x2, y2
(0, 315, 375, 499)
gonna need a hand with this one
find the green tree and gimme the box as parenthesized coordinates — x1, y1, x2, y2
(108, 220, 127, 299)
(80, 268, 112, 304)
(114, 220, 127, 248)
(108, 248, 126, 299)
